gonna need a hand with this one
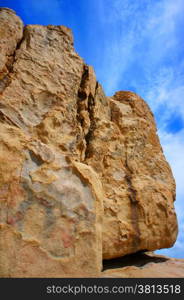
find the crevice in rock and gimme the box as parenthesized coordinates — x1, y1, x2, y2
(103, 251, 169, 271)
(0, 110, 8, 123)
(29, 150, 44, 166)
(0, 107, 20, 128)
(84, 82, 98, 159)
(0, 26, 26, 95)
(0, 103, 25, 129)
(77, 64, 89, 101)
(76, 64, 97, 160)
(76, 64, 88, 139)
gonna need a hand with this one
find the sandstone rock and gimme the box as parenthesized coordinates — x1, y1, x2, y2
(85, 90, 178, 259)
(0, 8, 103, 277)
(0, 8, 178, 277)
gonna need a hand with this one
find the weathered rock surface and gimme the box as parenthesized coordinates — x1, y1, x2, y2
(0, 8, 178, 277)
(0, 8, 23, 89)
(87, 91, 177, 259)
(0, 8, 103, 277)
(102, 252, 184, 278)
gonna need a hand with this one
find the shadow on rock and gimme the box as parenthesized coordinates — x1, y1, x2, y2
(103, 251, 169, 271)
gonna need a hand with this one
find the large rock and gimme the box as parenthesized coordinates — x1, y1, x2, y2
(85, 90, 177, 258)
(0, 8, 103, 277)
(0, 8, 178, 277)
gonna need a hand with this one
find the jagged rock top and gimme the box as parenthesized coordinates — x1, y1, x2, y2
(0, 8, 23, 81)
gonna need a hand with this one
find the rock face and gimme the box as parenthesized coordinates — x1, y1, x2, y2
(88, 91, 177, 259)
(0, 8, 178, 277)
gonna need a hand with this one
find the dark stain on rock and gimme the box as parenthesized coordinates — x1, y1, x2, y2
(125, 172, 141, 250)
(29, 150, 44, 166)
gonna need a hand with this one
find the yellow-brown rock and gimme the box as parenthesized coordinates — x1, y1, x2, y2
(0, 8, 178, 277)
(85, 90, 177, 259)
(0, 8, 103, 277)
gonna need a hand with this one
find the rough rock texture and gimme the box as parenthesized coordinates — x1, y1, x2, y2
(87, 91, 177, 259)
(0, 8, 23, 89)
(102, 252, 184, 278)
(0, 8, 103, 277)
(0, 8, 178, 277)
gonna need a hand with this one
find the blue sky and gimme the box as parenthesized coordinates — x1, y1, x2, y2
(1, 0, 184, 259)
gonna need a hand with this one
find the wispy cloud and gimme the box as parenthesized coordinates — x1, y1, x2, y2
(142, 67, 184, 133)
(94, 0, 184, 258)
(94, 0, 184, 95)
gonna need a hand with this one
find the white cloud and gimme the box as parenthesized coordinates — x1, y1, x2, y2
(95, 0, 184, 95)
(94, 0, 146, 94)
(142, 67, 184, 135)
(95, 0, 184, 258)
